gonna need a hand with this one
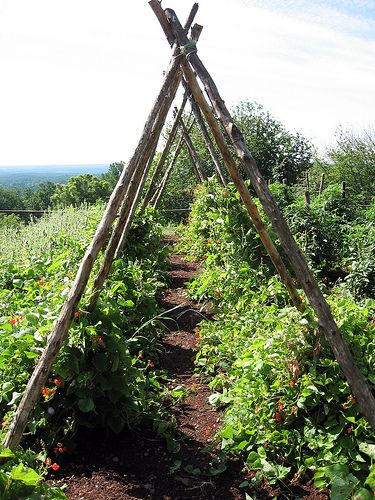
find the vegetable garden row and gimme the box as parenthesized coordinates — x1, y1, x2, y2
(0, 177, 374, 498)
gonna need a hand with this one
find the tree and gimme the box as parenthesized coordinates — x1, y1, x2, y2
(232, 101, 314, 184)
(23, 181, 56, 210)
(101, 162, 124, 190)
(0, 186, 24, 209)
(324, 127, 375, 202)
(51, 174, 111, 208)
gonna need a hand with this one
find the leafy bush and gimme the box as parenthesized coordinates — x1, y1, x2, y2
(181, 180, 375, 497)
(0, 203, 170, 491)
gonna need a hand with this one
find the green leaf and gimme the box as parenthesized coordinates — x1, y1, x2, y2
(209, 463, 227, 476)
(78, 397, 95, 412)
(0, 446, 15, 459)
(331, 478, 358, 500)
(353, 488, 373, 500)
(92, 353, 108, 372)
(359, 443, 375, 459)
(11, 463, 41, 486)
(365, 465, 375, 491)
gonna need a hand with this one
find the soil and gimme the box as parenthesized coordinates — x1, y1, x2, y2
(53, 237, 328, 499)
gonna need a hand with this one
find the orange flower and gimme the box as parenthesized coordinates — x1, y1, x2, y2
(74, 311, 79, 319)
(215, 291, 222, 297)
(10, 317, 16, 326)
(37, 277, 44, 286)
(300, 293, 305, 300)
(42, 387, 49, 396)
(1, 418, 7, 427)
(289, 380, 295, 388)
(44, 458, 52, 466)
(51, 463, 60, 471)
(291, 406, 298, 414)
(53, 377, 62, 387)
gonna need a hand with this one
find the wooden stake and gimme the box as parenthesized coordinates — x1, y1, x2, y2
(179, 117, 206, 181)
(163, 7, 375, 431)
(319, 173, 325, 195)
(114, 144, 157, 260)
(342, 180, 346, 198)
(141, 93, 188, 210)
(142, 1, 201, 210)
(1, 2, 201, 450)
(87, 5, 202, 311)
(152, 133, 185, 209)
(184, 81, 227, 186)
(150, 5, 302, 313)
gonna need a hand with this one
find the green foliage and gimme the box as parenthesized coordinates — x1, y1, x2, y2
(0, 186, 24, 210)
(233, 101, 314, 184)
(0, 445, 66, 499)
(51, 174, 112, 208)
(0, 203, 170, 495)
(324, 128, 375, 202)
(344, 200, 375, 299)
(181, 179, 375, 497)
(23, 182, 57, 210)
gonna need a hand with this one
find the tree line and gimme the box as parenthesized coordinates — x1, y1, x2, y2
(0, 102, 374, 212)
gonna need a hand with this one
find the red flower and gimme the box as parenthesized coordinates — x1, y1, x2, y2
(149, 360, 155, 369)
(42, 387, 49, 396)
(275, 412, 282, 422)
(53, 377, 62, 387)
(215, 291, 222, 297)
(10, 317, 16, 326)
(277, 400, 283, 411)
(51, 463, 60, 471)
(347, 427, 353, 435)
(74, 311, 79, 319)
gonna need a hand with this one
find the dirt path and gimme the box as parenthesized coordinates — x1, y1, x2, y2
(59, 238, 244, 499)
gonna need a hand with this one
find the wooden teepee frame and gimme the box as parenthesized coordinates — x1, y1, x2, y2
(3, 2, 375, 452)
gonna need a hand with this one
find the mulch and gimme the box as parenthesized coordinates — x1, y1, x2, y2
(51, 236, 328, 499)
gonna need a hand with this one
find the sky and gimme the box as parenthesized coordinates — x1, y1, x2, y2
(0, 0, 374, 166)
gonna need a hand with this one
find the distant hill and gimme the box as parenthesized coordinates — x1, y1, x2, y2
(0, 164, 109, 190)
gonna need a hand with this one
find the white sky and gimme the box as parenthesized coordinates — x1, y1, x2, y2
(0, 0, 374, 166)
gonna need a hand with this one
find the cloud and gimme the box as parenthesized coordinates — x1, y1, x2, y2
(0, 0, 374, 165)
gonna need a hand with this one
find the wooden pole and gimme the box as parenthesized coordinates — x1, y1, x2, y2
(184, 81, 227, 186)
(149, 4, 302, 313)
(304, 173, 310, 205)
(342, 180, 346, 198)
(140, 93, 188, 210)
(114, 144, 157, 260)
(141, 1, 201, 211)
(319, 173, 325, 195)
(152, 133, 185, 209)
(150, 115, 195, 207)
(1, 4, 201, 452)
(88, 8, 202, 311)
(179, 117, 206, 182)
(162, 7, 375, 431)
